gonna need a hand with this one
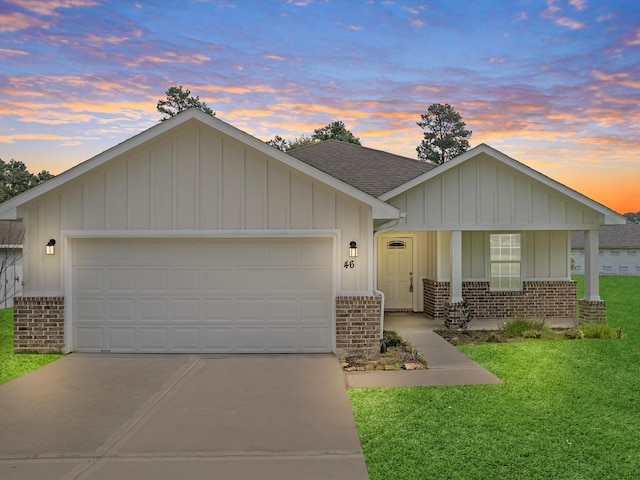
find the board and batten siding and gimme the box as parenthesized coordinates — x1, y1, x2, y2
(18, 122, 372, 293)
(388, 152, 603, 230)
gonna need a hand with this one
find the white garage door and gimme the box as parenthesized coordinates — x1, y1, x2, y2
(72, 238, 333, 353)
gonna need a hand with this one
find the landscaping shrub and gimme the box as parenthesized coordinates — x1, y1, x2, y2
(501, 317, 546, 338)
(381, 330, 403, 348)
(579, 322, 626, 339)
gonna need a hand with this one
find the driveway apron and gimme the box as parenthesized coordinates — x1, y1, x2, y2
(0, 354, 369, 480)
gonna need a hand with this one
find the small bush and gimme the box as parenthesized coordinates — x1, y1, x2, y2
(502, 317, 546, 338)
(522, 330, 542, 339)
(382, 330, 404, 348)
(579, 322, 626, 339)
(564, 328, 584, 340)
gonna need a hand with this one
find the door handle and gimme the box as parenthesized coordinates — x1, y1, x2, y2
(409, 271, 413, 293)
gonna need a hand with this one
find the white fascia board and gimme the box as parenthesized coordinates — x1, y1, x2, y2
(0, 109, 400, 221)
(379, 143, 626, 226)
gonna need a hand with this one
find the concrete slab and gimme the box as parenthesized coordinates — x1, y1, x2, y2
(0, 354, 369, 480)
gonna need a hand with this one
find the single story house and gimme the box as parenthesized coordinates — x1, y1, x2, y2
(572, 221, 640, 275)
(0, 109, 625, 354)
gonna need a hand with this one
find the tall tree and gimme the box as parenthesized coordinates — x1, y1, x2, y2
(0, 159, 54, 203)
(416, 103, 472, 164)
(312, 121, 361, 145)
(157, 85, 214, 121)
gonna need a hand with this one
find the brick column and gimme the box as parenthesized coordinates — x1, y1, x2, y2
(579, 299, 607, 323)
(335, 295, 382, 352)
(13, 296, 65, 353)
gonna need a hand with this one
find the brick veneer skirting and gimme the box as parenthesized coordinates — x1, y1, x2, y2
(336, 295, 382, 351)
(578, 299, 607, 323)
(423, 280, 577, 321)
(13, 296, 65, 353)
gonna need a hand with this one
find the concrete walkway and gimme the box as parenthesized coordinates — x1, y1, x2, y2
(0, 354, 369, 480)
(345, 314, 504, 388)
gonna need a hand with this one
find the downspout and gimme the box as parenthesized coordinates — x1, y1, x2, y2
(373, 215, 406, 338)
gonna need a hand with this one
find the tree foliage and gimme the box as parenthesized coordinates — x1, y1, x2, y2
(157, 85, 214, 121)
(623, 211, 640, 223)
(0, 159, 54, 203)
(311, 121, 361, 145)
(416, 103, 472, 164)
(267, 120, 360, 152)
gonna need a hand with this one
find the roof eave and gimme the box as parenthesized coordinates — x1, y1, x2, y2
(0, 109, 399, 221)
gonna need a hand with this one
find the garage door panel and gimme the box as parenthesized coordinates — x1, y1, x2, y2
(203, 299, 232, 319)
(171, 298, 200, 320)
(73, 238, 333, 353)
(108, 327, 137, 351)
(106, 298, 136, 321)
(172, 328, 201, 351)
(203, 327, 233, 352)
(138, 327, 168, 351)
(202, 269, 234, 291)
(106, 269, 136, 291)
(265, 298, 299, 320)
(75, 297, 105, 321)
(234, 326, 267, 351)
(140, 269, 169, 292)
(171, 269, 201, 291)
(75, 327, 103, 351)
(301, 298, 332, 320)
(74, 269, 104, 292)
(140, 298, 169, 321)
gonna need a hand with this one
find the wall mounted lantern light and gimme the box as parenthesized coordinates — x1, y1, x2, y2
(45, 239, 56, 256)
(349, 241, 358, 257)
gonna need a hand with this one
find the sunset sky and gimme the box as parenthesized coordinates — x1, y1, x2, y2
(1, 0, 638, 214)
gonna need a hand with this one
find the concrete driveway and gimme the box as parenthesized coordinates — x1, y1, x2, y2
(0, 354, 369, 480)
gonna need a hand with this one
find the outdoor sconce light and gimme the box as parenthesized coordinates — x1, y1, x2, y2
(349, 241, 358, 257)
(45, 239, 56, 256)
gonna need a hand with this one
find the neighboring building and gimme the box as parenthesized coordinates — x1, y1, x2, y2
(0, 109, 625, 354)
(0, 220, 23, 308)
(572, 221, 640, 275)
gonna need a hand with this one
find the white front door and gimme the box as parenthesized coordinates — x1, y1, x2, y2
(378, 236, 414, 311)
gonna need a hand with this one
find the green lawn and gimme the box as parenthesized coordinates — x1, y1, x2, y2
(0, 309, 63, 385)
(350, 276, 640, 480)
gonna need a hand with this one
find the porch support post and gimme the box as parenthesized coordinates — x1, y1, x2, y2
(580, 228, 607, 323)
(450, 230, 463, 303)
(584, 229, 600, 301)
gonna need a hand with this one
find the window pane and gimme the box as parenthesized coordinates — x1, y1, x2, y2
(490, 233, 521, 290)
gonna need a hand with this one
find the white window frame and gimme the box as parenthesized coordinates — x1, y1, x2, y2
(488, 232, 522, 291)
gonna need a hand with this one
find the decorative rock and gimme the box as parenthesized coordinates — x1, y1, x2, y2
(365, 363, 375, 371)
(375, 365, 385, 371)
(356, 366, 366, 371)
(344, 367, 357, 372)
(384, 364, 396, 371)
(340, 361, 349, 368)
(402, 362, 423, 370)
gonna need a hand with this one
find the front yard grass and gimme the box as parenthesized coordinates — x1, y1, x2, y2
(349, 276, 640, 480)
(0, 308, 63, 385)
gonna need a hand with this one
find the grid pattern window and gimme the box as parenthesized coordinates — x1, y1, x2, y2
(490, 233, 521, 290)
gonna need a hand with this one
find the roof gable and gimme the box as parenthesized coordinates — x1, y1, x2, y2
(381, 143, 625, 226)
(0, 110, 399, 221)
(288, 139, 434, 197)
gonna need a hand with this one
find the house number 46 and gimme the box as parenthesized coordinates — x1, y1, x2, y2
(344, 260, 355, 269)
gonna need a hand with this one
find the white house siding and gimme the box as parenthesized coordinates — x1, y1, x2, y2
(572, 248, 640, 275)
(388, 152, 603, 231)
(17, 121, 372, 294)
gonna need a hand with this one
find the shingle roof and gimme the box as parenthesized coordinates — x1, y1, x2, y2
(287, 139, 434, 197)
(572, 221, 640, 248)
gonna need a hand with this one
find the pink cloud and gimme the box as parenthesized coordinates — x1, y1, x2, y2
(0, 11, 48, 32)
(6, 0, 98, 16)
